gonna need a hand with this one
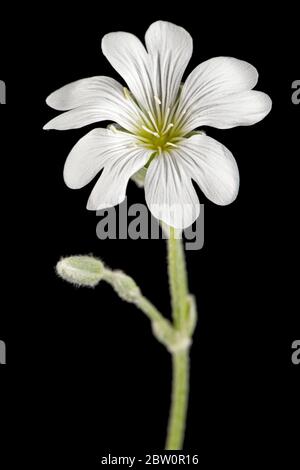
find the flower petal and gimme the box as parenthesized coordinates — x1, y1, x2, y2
(101, 31, 153, 111)
(145, 21, 192, 110)
(174, 134, 240, 205)
(87, 145, 152, 211)
(145, 151, 200, 229)
(177, 57, 271, 131)
(182, 57, 259, 101)
(181, 91, 272, 132)
(44, 77, 141, 132)
(64, 128, 151, 192)
(46, 76, 127, 110)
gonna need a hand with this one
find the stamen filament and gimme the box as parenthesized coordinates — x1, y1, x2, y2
(162, 123, 174, 135)
(166, 142, 178, 148)
(121, 86, 186, 153)
(142, 125, 160, 138)
(161, 107, 171, 134)
(146, 109, 160, 133)
(137, 136, 153, 144)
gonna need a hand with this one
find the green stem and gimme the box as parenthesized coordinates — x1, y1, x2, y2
(167, 227, 189, 329)
(165, 350, 189, 450)
(104, 269, 171, 328)
(165, 227, 190, 450)
(135, 296, 172, 328)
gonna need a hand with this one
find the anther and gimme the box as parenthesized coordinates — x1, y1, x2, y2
(154, 95, 161, 105)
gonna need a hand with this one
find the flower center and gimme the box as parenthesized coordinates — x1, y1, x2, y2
(123, 88, 185, 154)
(137, 122, 183, 154)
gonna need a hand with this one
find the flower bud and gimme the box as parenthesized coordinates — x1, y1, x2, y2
(106, 270, 141, 302)
(56, 255, 105, 287)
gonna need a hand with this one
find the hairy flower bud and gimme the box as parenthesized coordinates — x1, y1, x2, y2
(106, 270, 141, 302)
(56, 255, 105, 287)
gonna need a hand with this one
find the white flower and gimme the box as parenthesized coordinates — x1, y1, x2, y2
(44, 21, 272, 229)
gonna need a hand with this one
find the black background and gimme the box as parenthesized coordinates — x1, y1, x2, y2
(0, 3, 299, 467)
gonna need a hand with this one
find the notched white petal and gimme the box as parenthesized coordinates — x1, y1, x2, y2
(145, 21, 193, 109)
(180, 90, 272, 132)
(175, 134, 240, 206)
(45, 76, 125, 110)
(145, 152, 200, 229)
(87, 147, 151, 211)
(178, 56, 272, 132)
(101, 31, 152, 111)
(63, 128, 144, 190)
(43, 106, 104, 130)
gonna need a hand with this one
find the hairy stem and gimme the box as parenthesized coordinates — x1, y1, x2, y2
(165, 227, 191, 450)
(165, 350, 190, 450)
(167, 227, 189, 329)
